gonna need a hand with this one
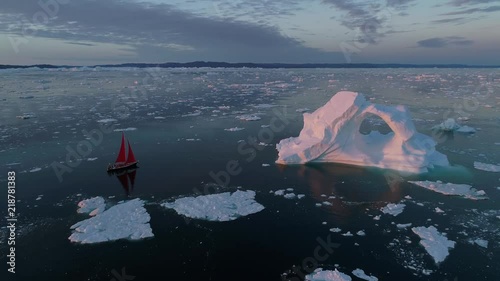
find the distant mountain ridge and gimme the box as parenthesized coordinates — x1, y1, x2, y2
(1, 61, 499, 69)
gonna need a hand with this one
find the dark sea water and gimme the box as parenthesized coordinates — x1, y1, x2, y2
(0, 68, 499, 281)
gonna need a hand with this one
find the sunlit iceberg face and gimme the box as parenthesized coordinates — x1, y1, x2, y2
(276, 91, 449, 173)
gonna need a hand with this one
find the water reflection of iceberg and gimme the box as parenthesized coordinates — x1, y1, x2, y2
(281, 164, 405, 222)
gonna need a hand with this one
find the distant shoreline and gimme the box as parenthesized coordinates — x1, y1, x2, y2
(1, 61, 499, 69)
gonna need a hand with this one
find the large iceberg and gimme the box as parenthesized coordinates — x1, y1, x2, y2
(276, 91, 449, 173)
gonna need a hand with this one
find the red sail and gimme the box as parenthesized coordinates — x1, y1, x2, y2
(115, 133, 127, 164)
(126, 140, 137, 164)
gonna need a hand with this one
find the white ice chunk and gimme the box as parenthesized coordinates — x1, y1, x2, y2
(431, 118, 460, 132)
(69, 198, 153, 244)
(97, 118, 117, 123)
(284, 193, 296, 199)
(381, 203, 405, 216)
(276, 91, 449, 173)
(352, 269, 378, 281)
(306, 268, 352, 281)
(113, 127, 137, 132)
(396, 223, 412, 229)
(474, 239, 488, 248)
(77, 196, 106, 216)
(412, 226, 455, 264)
(29, 167, 42, 172)
(224, 127, 245, 132)
(162, 190, 264, 222)
(474, 161, 500, 172)
(236, 115, 261, 121)
(408, 180, 488, 200)
(432, 118, 476, 133)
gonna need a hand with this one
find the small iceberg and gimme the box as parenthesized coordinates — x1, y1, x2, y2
(236, 114, 261, 121)
(97, 118, 117, 123)
(69, 198, 154, 244)
(408, 180, 487, 200)
(432, 118, 476, 133)
(412, 226, 455, 264)
(381, 203, 405, 216)
(352, 269, 378, 281)
(276, 91, 449, 173)
(474, 161, 500, 172)
(306, 268, 352, 281)
(162, 190, 264, 222)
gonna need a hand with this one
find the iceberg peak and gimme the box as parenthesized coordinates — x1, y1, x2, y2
(276, 91, 449, 173)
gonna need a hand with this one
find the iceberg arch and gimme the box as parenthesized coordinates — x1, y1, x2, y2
(276, 91, 449, 173)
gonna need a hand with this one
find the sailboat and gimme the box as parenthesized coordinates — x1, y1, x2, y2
(107, 132, 139, 172)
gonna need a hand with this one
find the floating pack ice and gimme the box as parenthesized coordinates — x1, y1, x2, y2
(69, 198, 154, 244)
(276, 91, 449, 173)
(162, 190, 264, 222)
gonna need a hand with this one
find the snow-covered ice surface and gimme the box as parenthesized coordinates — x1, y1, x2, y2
(474, 161, 500, 172)
(408, 180, 488, 200)
(412, 226, 455, 264)
(76, 196, 105, 216)
(69, 198, 154, 244)
(306, 268, 352, 281)
(162, 190, 264, 221)
(276, 91, 449, 173)
(381, 203, 406, 216)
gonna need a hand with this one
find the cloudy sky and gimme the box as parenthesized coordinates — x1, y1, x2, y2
(0, 0, 499, 65)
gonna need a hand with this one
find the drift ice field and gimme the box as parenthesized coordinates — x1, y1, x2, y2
(0, 67, 499, 281)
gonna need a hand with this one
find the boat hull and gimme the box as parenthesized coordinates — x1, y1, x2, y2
(107, 162, 139, 172)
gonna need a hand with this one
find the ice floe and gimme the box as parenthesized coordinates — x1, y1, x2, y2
(113, 127, 137, 132)
(162, 190, 264, 222)
(276, 91, 449, 173)
(472, 239, 488, 248)
(224, 127, 245, 132)
(306, 268, 352, 281)
(408, 180, 487, 200)
(432, 118, 476, 133)
(381, 203, 405, 216)
(352, 269, 378, 281)
(412, 226, 455, 264)
(97, 118, 117, 123)
(69, 198, 153, 244)
(473, 161, 500, 172)
(236, 114, 261, 121)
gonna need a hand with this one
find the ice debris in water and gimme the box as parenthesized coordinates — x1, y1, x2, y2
(306, 268, 352, 281)
(162, 190, 264, 222)
(408, 180, 488, 200)
(412, 226, 455, 264)
(69, 198, 154, 244)
(432, 118, 476, 133)
(352, 269, 378, 281)
(276, 91, 449, 173)
(77, 196, 106, 216)
(381, 203, 406, 216)
(474, 161, 500, 172)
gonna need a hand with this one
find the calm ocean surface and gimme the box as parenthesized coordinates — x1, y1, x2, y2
(0, 68, 499, 281)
